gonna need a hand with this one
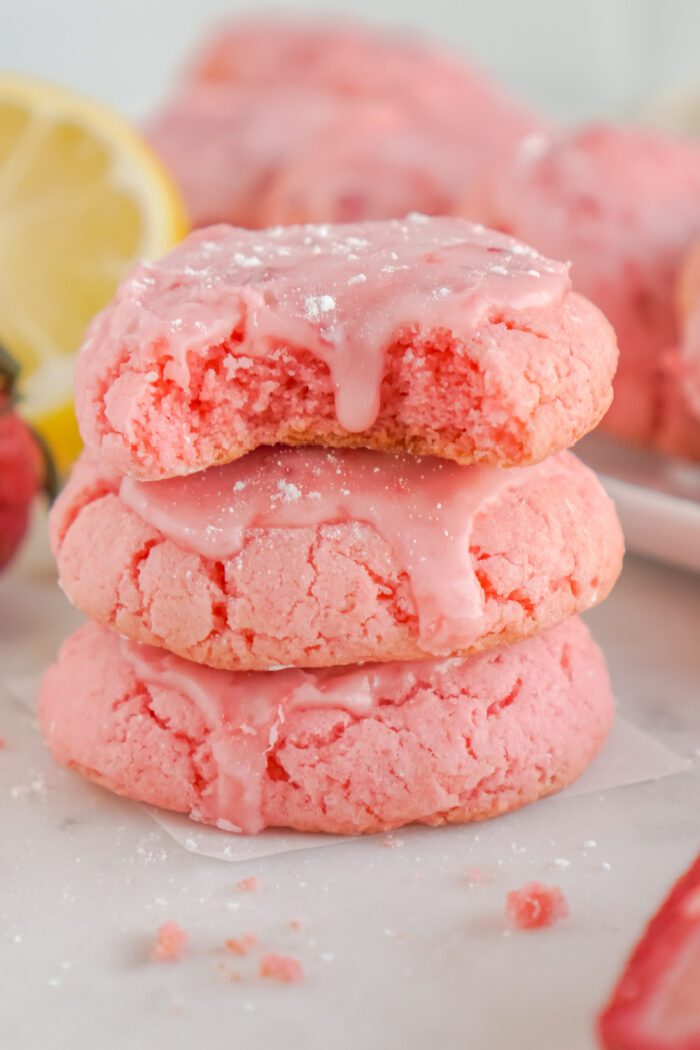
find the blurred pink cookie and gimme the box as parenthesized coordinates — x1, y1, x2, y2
(186, 16, 527, 117)
(150, 88, 500, 230)
(255, 112, 489, 228)
(51, 446, 623, 670)
(654, 346, 700, 459)
(75, 216, 618, 481)
(677, 237, 700, 324)
(149, 18, 547, 228)
(676, 240, 700, 427)
(461, 125, 700, 453)
(39, 616, 613, 835)
(148, 85, 384, 230)
(680, 316, 700, 427)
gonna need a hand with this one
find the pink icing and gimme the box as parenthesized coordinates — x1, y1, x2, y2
(122, 635, 441, 833)
(120, 445, 569, 653)
(97, 215, 571, 433)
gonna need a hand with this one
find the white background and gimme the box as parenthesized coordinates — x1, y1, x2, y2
(3, 0, 700, 122)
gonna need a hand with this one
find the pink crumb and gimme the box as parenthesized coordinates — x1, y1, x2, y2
(0, 737, 6, 748)
(289, 920, 302, 931)
(215, 961, 243, 982)
(152, 921, 188, 962)
(225, 932, 258, 956)
(236, 876, 259, 892)
(259, 953, 304, 983)
(465, 866, 490, 885)
(382, 835, 405, 848)
(506, 882, 569, 930)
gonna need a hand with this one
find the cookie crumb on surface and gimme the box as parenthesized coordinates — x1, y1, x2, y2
(236, 876, 259, 892)
(152, 921, 188, 962)
(225, 933, 258, 956)
(506, 882, 569, 929)
(465, 866, 490, 885)
(259, 953, 304, 983)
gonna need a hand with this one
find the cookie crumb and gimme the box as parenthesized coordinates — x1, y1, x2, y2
(225, 933, 257, 956)
(289, 920, 302, 931)
(236, 876, 259, 892)
(382, 835, 405, 848)
(216, 961, 243, 982)
(259, 953, 304, 983)
(506, 883, 569, 930)
(152, 921, 188, 962)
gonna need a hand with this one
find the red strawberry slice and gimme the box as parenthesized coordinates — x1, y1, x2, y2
(0, 343, 54, 570)
(598, 853, 700, 1050)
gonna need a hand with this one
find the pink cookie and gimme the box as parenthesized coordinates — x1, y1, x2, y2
(461, 125, 700, 452)
(51, 446, 623, 670)
(148, 85, 383, 230)
(149, 87, 517, 231)
(680, 315, 700, 427)
(677, 237, 700, 324)
(254, 110, 501, 229)
(149, 19, 546, 229)
(39, 617, 614, 835)
(677, 242, 700, 426)
(654, 345, 700, 459)
(186, 17, 532, 120)
(75, 216, 618, 481)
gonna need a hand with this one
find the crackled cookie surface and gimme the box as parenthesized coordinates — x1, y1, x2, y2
(39, 617, 614, 835)
(461, 124, 700, 451)
(75, 215, 617, 481)
(51, 446, 623, 670)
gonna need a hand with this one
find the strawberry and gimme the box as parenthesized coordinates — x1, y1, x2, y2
(0, 344, 55, 570)
(598, 853, 700, 1050)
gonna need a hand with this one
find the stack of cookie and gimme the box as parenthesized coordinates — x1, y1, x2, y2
(40, 215, 624, 835)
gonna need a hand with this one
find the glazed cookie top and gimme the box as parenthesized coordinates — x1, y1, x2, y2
(119, 445, 573, 655)
(119, 631, 467, 833)
(43, 615, 607, 835)
(76, 214, 571, 447)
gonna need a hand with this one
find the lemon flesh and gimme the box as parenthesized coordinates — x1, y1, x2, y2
(0, 75, 187, 472)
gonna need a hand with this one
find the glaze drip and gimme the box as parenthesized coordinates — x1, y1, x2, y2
(123, 636, 448, 833)
(98, 214, 571, 432)
(121, 445, 569, 653)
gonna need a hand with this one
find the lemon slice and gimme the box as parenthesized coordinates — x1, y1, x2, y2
(0, 74, 187, 472)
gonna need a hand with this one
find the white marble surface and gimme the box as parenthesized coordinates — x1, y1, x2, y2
(1, 523, 698, 1050)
